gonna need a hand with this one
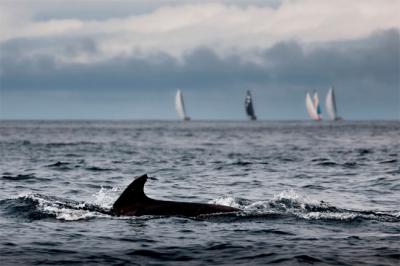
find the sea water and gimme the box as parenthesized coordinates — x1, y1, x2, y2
(0, 120, 399, 265)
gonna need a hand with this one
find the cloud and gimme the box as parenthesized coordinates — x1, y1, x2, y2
(1, 29, 398, 92)
(1, 0, 399, 62)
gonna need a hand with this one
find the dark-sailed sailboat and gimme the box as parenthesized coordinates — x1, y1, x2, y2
(245, 90, 257, 120)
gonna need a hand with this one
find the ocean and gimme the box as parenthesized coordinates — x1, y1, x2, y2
(0, 120, 399, 265)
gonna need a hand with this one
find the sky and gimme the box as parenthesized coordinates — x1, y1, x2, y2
(0, 0, 399, 120)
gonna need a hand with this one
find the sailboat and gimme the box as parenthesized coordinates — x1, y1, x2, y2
(313, 91, 322, 118)
(325, 87, 341, 121)
(245, 90, 257, 120)
(305, 92, 321, 121)
(175, 90, 190, 121)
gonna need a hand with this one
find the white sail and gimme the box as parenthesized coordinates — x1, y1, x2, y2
(325, 87, 337, 120)
(306, 92, 321, 121)
(175, 90, 190, 121)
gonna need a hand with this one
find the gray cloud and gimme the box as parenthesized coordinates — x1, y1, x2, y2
(6, 0, 281, 22)
(1, 29, 398, 93)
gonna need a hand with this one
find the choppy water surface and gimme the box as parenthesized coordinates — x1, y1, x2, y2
(0, 120, 399, 265)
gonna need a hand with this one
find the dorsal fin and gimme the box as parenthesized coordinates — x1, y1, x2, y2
(112, 174, 149, 209)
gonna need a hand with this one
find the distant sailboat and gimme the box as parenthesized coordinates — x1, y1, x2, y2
(325, 87, 341, 121)
(305, 92, 321, 121)
(313, 91, 322, 118)
(245, 90, 257, 120)
(175, 90, 190, 121)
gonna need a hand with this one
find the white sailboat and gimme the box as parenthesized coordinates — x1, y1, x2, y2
(305, 92, 321, 121)
(325, 87, 340, 121)
(175, 90, 190, 121)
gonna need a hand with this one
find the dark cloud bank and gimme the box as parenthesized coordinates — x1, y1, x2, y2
(0, 29, 399, 119)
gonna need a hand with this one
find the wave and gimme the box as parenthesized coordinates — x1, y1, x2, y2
(357, 148, 373, 156)
(0, 193, 111, 221)
(1, 190, 398, 222)
(379, 159, 398, 164)
(46, 160, 113, 172)
(47, 161, 71, 167)
(2, 140, 98, 147)
(46, 161, 77, 171)
(210, 190, 400, 222)
(231, 161, 253, 166)
(85, 166, 113, 172)
(316, 161, 338, 166)
(2, 173, 51, 182)
(2, 173, 37, 181)
(315, 161, 360, 168)
(45, 141, 97, 147)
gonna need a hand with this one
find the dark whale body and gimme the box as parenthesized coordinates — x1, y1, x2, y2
(110, 174, 239, 217)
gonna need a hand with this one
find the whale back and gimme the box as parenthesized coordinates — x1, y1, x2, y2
(112, 174, 148, 209)
(111, 174, 240, 216)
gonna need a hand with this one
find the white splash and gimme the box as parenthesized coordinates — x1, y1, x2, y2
(92, 186, 121, 209)
(272, 189, 321, 210)
(18, 192, 109, 221)
(209, 196, 251, 209)
(301, 211, 358, 221)
(43, 206, 104, 221)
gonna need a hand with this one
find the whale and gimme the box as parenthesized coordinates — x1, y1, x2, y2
(110, 174, 239, 217)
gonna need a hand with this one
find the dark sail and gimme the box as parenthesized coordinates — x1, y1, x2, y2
(245, 90, 257, 120)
